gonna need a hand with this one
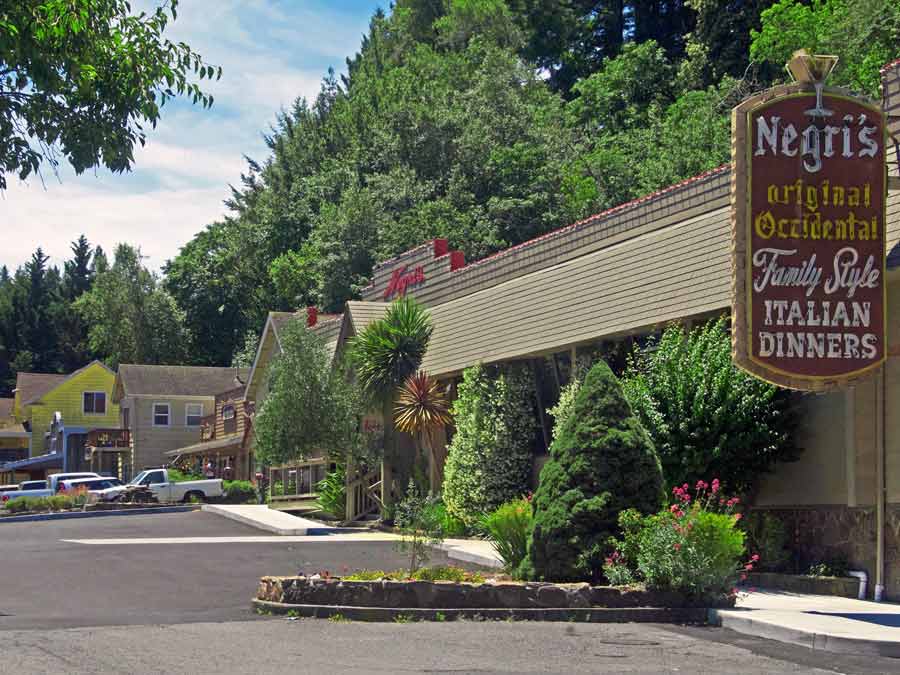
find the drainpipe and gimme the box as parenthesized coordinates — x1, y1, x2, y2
(847, 570, 868, 601)
(875, 366, 886, 602)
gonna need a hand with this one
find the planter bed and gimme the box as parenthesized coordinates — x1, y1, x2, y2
(255, 575, 732, 623)
(745, 572, 861, 598)
(0, 503, 200, 522)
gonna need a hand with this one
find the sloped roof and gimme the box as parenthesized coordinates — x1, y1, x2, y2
(345, 301, 389, 334)
(117, 365, 249, 398)
(15, 372, 67, 406)
(0, 398, 14, 420)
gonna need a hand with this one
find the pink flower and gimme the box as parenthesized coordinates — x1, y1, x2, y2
(670, 504, 681, 513)
(673, 543, 681, 551)
(734, 513, 742, 521)
(711, 478, 720, 494)
(744, 563, 754, 571)
(696, 480, 708, 491)
(751, 554, 760, 562)
(740, 573, 748, 581)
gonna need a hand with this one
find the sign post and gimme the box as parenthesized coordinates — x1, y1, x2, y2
(731, 52, 887, 391)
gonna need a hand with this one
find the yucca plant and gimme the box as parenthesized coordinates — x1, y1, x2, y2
(350, 296, 432, 508)
(395, 371, 453, 491)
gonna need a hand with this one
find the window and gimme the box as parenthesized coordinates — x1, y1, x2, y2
(222, 404, 235, 420)
(140, 470, 166, 486)
(153, 403, 170, 427)
(186, 403, 204, 427)
(83, 392, 107, 415)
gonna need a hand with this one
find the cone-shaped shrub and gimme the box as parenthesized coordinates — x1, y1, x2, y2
(523, 360, 664, 582)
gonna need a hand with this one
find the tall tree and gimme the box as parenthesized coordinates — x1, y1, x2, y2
(63, 236, 94, 300)
(0, 0, 220, 188)
(75, 243, 188, 367)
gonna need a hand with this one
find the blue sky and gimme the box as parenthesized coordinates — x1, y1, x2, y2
(1, 0, 384, 272)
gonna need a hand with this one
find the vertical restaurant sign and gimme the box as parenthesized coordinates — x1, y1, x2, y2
(732, 85, 886, 391)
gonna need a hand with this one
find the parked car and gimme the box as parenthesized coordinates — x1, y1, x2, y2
(97, 468, 224, 504)
(0, 484, 19, 493)
(19, 480, 47, 490)
(2, 473, 101, 502)
(59, 476, 125, 501)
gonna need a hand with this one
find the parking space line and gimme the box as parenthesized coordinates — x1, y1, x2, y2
(61, 533, 400, 545)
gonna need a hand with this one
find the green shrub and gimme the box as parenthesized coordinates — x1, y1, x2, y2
(443, 363, 537, 526)
(622, 318, 799, 494)
(481, 498, 532, 575)
(168, 468, 203, 483)
(524, 360, 664, 582)
(422, 500, 469, 537)
(223, 480, 256, 504)
(411, 566, 484, 584)
(547, 377, 581, 442)
(316, 466, 346, 519)
(742, 512, 790, 572)
(47, 495, 73, 511)
(807, 552, 849, 578)
(395, 479, 444, 574)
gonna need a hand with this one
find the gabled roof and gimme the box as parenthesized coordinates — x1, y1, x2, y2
(15, 372, 67, 406)
(345, 301, 389, 334)
(116, 365, 249, 399)
(0, 398, 14, 421)
(17, 360, 115, 406)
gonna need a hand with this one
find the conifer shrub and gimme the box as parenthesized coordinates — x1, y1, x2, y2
(522, 360, 664, 582)
(442, 363, 537, 526)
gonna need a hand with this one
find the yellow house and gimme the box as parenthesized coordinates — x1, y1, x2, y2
(7, 361, 121, 478)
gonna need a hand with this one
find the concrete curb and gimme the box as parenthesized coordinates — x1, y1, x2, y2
(202, 504, 336, 536)
(253, 599, 709, 623)
(0, 505, 199, 524)
(708, 609, 900, 658)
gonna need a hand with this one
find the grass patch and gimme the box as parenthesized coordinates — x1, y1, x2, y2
(328, 613, 351, 623)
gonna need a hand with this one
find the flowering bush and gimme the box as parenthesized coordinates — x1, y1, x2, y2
(607, 479, 756, 599)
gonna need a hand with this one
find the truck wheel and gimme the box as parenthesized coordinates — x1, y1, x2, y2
(184, 491, 205, 504)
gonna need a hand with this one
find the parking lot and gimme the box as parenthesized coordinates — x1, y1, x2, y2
(0, 510, 453, 630)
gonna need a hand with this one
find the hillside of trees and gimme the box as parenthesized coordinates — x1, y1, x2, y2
(2, 0, 898, 394)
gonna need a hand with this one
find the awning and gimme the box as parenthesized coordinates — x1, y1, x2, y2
(2, 452, 63, 471)
(164, 435, 243, 458)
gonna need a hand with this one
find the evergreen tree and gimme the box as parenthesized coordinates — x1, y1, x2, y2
(64, 236, 94, 300)
(523, 360, 664, 582)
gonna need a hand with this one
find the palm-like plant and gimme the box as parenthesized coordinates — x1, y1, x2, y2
(395, 371, 452, 491)
(350, 296, 432, 508)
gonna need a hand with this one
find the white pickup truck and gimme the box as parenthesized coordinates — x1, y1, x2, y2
(98, 468, 224, 503)
(1, 472, 101, 503)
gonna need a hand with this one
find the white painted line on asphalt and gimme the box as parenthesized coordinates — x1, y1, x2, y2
(61, 533, 401, 545)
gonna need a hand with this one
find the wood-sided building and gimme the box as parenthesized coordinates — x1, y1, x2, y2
(166, 385, 255, 480)
(244, 61, 900, 597)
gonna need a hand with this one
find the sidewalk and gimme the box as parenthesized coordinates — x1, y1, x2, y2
(710, 589, 900, 657)
(202, 505, 337, 535)
(201, 504, 504, 568)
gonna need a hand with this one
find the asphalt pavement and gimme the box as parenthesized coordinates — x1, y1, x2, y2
(1, 511, 898, 674)
(0, 510, 455, 630)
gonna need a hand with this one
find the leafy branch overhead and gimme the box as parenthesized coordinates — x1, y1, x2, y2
(0, 0, 221, 188)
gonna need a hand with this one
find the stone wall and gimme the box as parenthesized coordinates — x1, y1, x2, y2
(257, 576, 734, 609)
(753, 505, 900, 600)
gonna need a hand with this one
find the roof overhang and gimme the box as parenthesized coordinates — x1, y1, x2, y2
(165, 436, 243, 457)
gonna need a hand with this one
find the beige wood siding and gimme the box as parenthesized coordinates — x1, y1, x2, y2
(130, 396, 215, 470)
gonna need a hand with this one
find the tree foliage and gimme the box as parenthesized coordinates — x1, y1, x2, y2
(74, 243, 188, 368)
(442, 363, 538, 525)
(524, 360, 663, 582)
(621, 318, 799, 495)
(0, 0, 219, 188)
(750, 0, 900, 98)
(253, 319, 364, 467)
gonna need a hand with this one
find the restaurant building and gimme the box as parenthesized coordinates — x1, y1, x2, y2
(245, 61, 900, 598)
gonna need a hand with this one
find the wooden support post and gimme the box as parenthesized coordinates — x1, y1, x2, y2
(532, 360, 551, 452)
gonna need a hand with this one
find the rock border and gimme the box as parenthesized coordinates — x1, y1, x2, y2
(253, 599, 710, 624)
(255, 575, 731, 623)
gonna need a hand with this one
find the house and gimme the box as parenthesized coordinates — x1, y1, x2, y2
(4, 361, 121, 479)
(243, 308, 343, 502)
(0, 398, 28, 470)
(165, 385, 254, 480)
(113, 365, 248, 479)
